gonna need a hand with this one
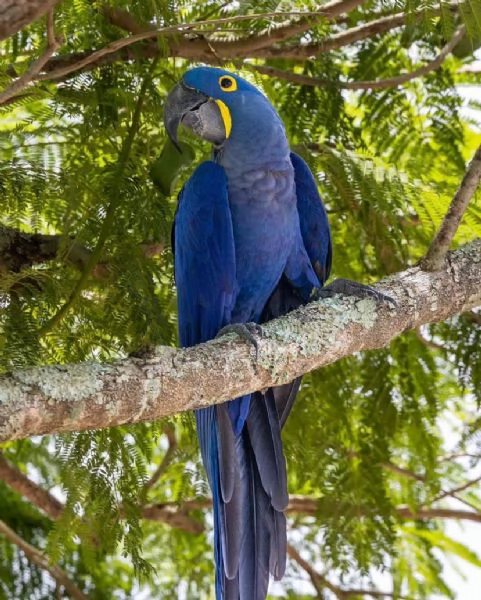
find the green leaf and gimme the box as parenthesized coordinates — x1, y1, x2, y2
(149, 138, 196, 196)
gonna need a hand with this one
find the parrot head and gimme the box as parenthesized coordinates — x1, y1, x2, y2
(164, 67, 277, 151)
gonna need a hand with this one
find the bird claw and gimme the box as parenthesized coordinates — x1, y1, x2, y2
(314, 278, 397, 306)
(216, 322, 263, 359)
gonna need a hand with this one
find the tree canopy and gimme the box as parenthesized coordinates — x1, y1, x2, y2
(1, 1, 481, 598)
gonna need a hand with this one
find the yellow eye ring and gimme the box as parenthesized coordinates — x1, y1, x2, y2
(218, 75, 237, 92)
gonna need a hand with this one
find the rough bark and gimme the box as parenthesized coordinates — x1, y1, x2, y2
(0, 0, 61, 41)
(0, 240, 480, 442)
(36, 2, 460, 80)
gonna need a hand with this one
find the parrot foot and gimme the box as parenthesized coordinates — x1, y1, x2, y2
(315, 278, 396, 306)
(216, 323, 263, 359)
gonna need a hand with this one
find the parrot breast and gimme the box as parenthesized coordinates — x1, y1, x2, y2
(217, 136, 300, 323)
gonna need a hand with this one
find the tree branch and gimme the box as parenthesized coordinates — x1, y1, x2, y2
(254, 24, 466, 91)
(414, 327, 446, 352)
(0, 0, 62, 41)
(260, 2, 461, 60)
(0, 453, 63, 519)
(34, 2, 461, 81)
(432, 474, 481, 504)
(104, 1, 366, 53)
(287, 543, 340, 598)
(0, 9, 61, 105)
(0, 519, 88, 600)
(139, 504, 204, 534)
(422, 145, 481, 271)
(142, 424, 177, 493)
(287, 543, 404, 599)
(0, 240, 480, 442)
(0, 224, 94, 274)
(143, 494, 481, 527)
(0, 223, 164, 280)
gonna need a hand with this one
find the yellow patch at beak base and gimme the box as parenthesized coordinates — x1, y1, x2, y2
(215, 99, 232, 139)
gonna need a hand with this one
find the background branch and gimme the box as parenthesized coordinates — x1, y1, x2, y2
(422, 145, 481, 271)
(142, 424, 177, 493)
(0, 453, 63, 519)
(0, 0, 62, 41)
(0, 9, 61, 105)
(254, 24, 466, 90)
(287, 543, 340, 597)
(0, 224, 93, 274)
(33, 2, 462, 80)
(0, 519, 88, 600)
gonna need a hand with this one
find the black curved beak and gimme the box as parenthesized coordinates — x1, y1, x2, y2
(164, 80, 227, 150)
(164, 81, 209, 152)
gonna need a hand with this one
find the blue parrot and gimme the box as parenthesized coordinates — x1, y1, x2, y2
(164, 67, 333, 600)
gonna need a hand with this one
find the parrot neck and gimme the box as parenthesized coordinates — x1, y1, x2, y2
(216, 98, 291, 174)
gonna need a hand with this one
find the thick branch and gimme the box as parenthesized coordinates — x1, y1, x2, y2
(0, 240, 480, 441)
(422, 145, 481, 271)
(0, 519, 88, 600)
(0, 224, 93, 274)
(0, 0, 61, 41)
(104, 1, 366, 55)
(36, 2, 461, 80)
(0, 223, 161, 281)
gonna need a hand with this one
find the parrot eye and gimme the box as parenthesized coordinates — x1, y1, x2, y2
(219, 75, 237, 92)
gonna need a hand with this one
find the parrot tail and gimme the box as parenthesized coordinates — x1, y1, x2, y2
(198, 390, 288, 600)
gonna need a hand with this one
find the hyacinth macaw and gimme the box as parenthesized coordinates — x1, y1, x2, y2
(164, 67, 333, 600)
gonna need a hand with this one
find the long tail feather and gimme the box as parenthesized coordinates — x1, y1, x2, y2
(247, 391, 288, 511)
(200, 393, 289, 600)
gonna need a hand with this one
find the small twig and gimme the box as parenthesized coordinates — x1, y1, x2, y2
(253, 25, 466, 91)
(380, 459, 426, 482)
(344, 448, 426, 481)
(0, 520, 88, 600)
(421, 144, 481, 271)
(465, 310, 481, 326)
(440, 452, 481, 462)
(0, 9, 61, 106)
(414, 327, 446, 352)
(433, 474, 481, 504)
(287, 544, 403, 599)
(143, 425, 177, 493)
(46, 8, 56, 46)
(287, 543, 341, 598)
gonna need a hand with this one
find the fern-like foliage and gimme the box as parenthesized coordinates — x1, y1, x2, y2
(0, 1, 480, 598)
